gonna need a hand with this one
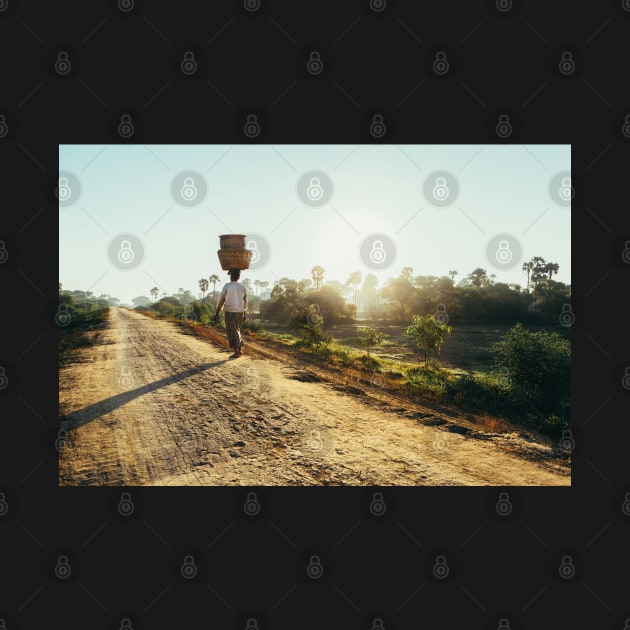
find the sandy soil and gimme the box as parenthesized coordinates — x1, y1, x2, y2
(58, 308, 570, 486)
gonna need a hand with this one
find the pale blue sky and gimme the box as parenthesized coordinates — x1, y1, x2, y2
(59, 144, 570, 304)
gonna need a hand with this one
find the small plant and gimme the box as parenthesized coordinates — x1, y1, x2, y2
(288, 305, 332, 349)
(356, 326, 384, 367)
(405, 314, 452, 365)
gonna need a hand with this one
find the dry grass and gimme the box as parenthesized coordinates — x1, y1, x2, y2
(474, 413, 512, 433)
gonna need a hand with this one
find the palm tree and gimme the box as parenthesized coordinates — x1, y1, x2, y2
(254, 279, 261, 296)
(467, 268, 488, 288)
(311, 265, 325, 290)
(259, 281, 269, 299)
(545, 262, 559, 280)
(448, 270, 458, 285)
(198, 278, 208, 301)
(530, 256, 547, 291)
(400, 266, 413, 282)
(347, 271, 362, 319)
(209, 274, 220, 298)
(150, 286, 159, 302)
(521, 261, 533, 294)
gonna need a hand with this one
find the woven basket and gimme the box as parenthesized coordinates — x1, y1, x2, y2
(219, 234, 247, 249)
(217, 248, 253, 270)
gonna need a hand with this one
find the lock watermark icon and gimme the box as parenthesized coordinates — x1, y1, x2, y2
(117, 114, 134, 138)
(558, 429, 575, 453)
(118, 366, 134, 389)
(434, 304, 449, 324)
(369, 0, 387, 12)
(495, 491, 512, 516)
(369, 491, 386, 516)
(55, 304, 72, 327)
(306, 51, 324, 75)
(180, 555, 198, 579)
(558, 50, 575, 75)
(432, 555, 449, 579)
(180, 51, 197, 75)
(297, 171, 333, 206)
(243, 114, 261, 138)
(108, 234, 144, 270)
(422, 170, 459, 206)
(432, 51, 449, 75)
(306, 554, 324, 579)
(117, 491, 135, 516)
(558, 554, 575, 579)
(558, 304, 574, 327)
(486, 233, 522, 270)
(171, 170, 207, 206)
(369, 114, 386, 138)
(117, 0, 135, 12)
(244, 0, 261, 11)
(56, 171, 81, 206)
(549, 170, 573, 207)
(244, 233, 270, 269)
(54, 51, 72, 76)
(54, 554, 72, 579)
(243, 491, 261, 516)
(360, 233, 396, 270)
(495, 114, 512, 138)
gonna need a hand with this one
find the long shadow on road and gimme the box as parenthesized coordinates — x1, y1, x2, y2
(62, 359, 231, 430)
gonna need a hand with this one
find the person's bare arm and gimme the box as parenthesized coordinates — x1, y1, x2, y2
(214, 296, 225, 320)
(242, 288, 248, 320)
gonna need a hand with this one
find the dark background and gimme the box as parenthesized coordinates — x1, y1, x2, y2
(1, 0, 629, 628)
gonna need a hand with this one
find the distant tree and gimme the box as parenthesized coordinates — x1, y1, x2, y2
(380, 277, 415, 321)
(150, 287, 159, 302)
(58, 282, 62, 293)
(132, 295, 151, 308)
(522, 261, 533, 294)
(347, 271, 362, 319)
(448, 270, 458, 285)
(253, 279, 261, 296)
(406, 314, 451, 365)
(545, 261, 560, 280)
(311, 265, 325, 290)
(360, 273, 379, 317)
(467, 268, 488, 289)
(259, 281, 269, 299)
(198, 278, 208, 301)
(400, 266, 414, 282)
(299, 278, 313, 291)
(209, 274, 220, 297)
(241, 278, 252, 295)
(530, 256, 547, 291)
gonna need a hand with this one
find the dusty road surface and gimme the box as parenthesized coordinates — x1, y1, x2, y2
(59, 308, 570, 486)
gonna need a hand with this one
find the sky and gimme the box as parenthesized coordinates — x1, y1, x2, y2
(59, 144, 570, 305)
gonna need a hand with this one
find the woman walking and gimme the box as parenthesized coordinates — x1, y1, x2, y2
(214, 269, 248, 358)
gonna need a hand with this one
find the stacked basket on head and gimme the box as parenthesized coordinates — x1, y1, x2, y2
(217, 234, 253, 270)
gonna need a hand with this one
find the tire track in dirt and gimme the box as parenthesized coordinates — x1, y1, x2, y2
(59, 307, 570, 486)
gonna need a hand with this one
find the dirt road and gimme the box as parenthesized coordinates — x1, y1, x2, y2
(58, 308, 570, 486)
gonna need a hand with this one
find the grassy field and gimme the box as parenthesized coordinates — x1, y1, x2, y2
(251, 318, 570, 439)
(259, 320, 565, 373)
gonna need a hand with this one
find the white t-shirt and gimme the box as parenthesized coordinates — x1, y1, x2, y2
(220, 281, 247, 312)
